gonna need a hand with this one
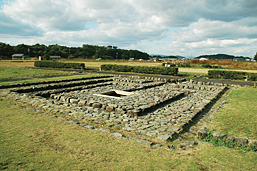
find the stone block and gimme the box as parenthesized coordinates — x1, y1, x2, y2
(92, 103, 102, 108)
(158, 134, 170, 141)
(112, 132, 123, 139)
(167, 127, 181, 132)
(198, 130, 207, 138)
(146, 132, 157, 137)
(78, 100, 86, 106)
(250, 140, 257, 149)
(177, 144, 186, 150)
(226, 136, 236, 143)
(235, 138, 248, 145)
(131, 109, 141, 116)
(212, 132, 226, 139)
(70, 98, 79, 104)
(106, 106, 114, 112)
(186, 140, 197, 147)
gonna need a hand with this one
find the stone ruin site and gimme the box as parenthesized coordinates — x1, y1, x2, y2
(1, 75, 228, 144)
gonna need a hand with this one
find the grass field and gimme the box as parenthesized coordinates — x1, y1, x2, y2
(0, 67, 75, 81)
(0, 100, 256, 170)
(0, 73, 107, 86)
(1, 60, 257, 75)
(207, 87, 257, 140)
(0, 63, 257, 170)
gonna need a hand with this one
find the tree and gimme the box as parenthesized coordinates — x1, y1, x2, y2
(14, 44, 29, 55)
(254, 52, 257, 61)
(0, 42, 13, 59)
(42, 54, 50, 60)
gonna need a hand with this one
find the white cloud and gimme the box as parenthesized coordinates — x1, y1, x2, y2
(0, 0, 257, 57)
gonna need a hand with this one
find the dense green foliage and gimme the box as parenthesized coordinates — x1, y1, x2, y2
(208, 70, 257, 81)
(34, 61, 85, 69)
(199, 132, 256, 152)
(177, 63, 191, 67)
(101, 64, 178, 75)
(202, 63, 222, 68)
(0, 42, 149, 60)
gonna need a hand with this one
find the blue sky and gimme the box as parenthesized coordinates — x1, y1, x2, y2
(0, 0, 257, 57)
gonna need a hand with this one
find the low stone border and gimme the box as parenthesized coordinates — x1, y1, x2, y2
(0, 75, 112, 89)
(1, 76, 230, 150)
(198, 130, 257, 150)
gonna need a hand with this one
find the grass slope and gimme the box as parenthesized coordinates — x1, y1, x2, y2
(0, 99, 256, 170)
(208, 87, 257, 139)
(0, 73, 106, 86)
(0, 67, 72, 81)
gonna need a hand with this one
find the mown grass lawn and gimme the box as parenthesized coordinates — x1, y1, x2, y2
(208, 87, 257, 140)
(0, 67, 73, 81)
(0, 73, 107, 86)
(1, 62, 257, 170)
(0, 99, 256, 170)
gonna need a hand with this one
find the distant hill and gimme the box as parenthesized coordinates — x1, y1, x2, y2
(195, 54, 252, 61)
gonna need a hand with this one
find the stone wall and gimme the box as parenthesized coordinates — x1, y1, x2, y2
(1, 76, 227, 142)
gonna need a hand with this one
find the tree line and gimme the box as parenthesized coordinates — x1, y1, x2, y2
(196, 54, 252, 61)
(0, 42, 149, 60)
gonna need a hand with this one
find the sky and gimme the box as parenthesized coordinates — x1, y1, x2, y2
(0, 0, 257, 57)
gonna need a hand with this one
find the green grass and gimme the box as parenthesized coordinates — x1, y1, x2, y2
(208, 87, 257, 140)
(0, 99, 256, 170)
(0, 67, 72, 81)
(0, 73, 107, 86)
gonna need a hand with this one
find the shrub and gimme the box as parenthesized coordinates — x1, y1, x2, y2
(177, 63, 191, 67)
(101, 64, 178, 75)
(248, 73, 257, 81)
(202, 63, 213, 68)
(34, 61, 85, 69)
(198, 131, 256, 152)
(208, 70, 257, 81)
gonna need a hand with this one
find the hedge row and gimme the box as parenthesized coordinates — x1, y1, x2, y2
(163, 62, 222, 68)
(202, 63, 222, 69)
(101, 64, 178, 75)
(208, 70, 257, 81)
(34, 61, 85, 69)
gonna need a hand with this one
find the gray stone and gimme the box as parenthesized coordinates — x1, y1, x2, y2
(123, 127, 136, 131)
(95, 127, 110, 132)
(212, 132, 226, 139)
(167, 127, 181, 132)
(155, 144, 163, 147)
(166, 131, 175, 137)
(84, 125, 95, 129)
(78, 100, 86, 106)
(106, 106, 114, 112)
(226, 136, 236, 143)
(127, 136, 153, 145)
(250, 140, 257, 149)
(146, 132, 157, 137)
(235, 138, 248, 145)
(70, 98, 79, 104)
(112, 132, 123, 139)
(92, 103, 102, 108)
(158, 135, 170, 141)
(186, 140, 197, 147)
(178, 144, 186, 150)
(198, 130, 207, 138)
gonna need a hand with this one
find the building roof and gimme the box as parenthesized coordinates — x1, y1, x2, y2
(50, 56, 61, 58)
(12, 54, 24, 57)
